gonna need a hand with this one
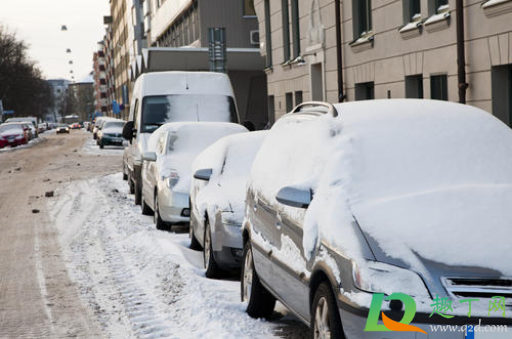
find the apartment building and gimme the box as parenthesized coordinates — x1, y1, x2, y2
(93, 43, 109, 114)
(255, 0, 512, 125)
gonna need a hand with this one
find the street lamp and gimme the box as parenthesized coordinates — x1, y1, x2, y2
(61, 25, 68, 31)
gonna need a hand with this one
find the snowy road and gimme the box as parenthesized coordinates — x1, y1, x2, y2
(0, 130, 307, 338)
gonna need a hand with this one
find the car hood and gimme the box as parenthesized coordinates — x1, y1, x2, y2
(353, 185, 512, 280)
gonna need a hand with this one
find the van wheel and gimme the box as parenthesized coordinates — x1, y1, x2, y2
(123, 172, 128, 181)
(311, 282, 345, 339)
(241, 241, 275, 319)
(204, 220, 223, 279)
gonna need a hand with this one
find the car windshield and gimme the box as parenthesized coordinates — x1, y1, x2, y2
(0, 124, 23, 133)
(141, 95, 238, 133)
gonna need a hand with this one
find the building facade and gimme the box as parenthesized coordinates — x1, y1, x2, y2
(255, 0, 512, 125)
(47, 79, 71, 123)
(93, 43, 109, 114)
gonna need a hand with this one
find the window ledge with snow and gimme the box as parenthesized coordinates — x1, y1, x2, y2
(399, 20, 422, 40)
(349, 34, 374, 53)
(482, 0, 512, 17)
(424, 11, 450, 33)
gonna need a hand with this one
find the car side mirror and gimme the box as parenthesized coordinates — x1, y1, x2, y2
(194, 168, 213, 181)
(142, 152, 157, 162)
(276, 186, 312, 209)
(122, 121, 135, 140)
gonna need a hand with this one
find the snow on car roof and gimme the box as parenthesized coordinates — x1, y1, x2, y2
(252, 99, 512, 276)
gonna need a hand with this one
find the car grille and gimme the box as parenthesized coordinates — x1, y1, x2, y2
(443, 277, 512, 299)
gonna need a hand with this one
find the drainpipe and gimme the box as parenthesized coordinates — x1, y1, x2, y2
(335, 0, 345, 102)
(456, 0, 468, 104)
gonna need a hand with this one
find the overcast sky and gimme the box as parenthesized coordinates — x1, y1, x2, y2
(0, 0, 110, 81)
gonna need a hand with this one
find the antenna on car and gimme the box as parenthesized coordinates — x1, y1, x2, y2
(291, 101, 339, 117)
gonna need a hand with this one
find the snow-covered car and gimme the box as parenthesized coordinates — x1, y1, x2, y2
(37, 122, 47, 133)
(98, 120, 125, 149)
(241, 100, 512, 337)
(190, 131, 268, 278)
(0, 123, 29, 148)
(55, 124, 70, 134)
(141, 122, 247, 230)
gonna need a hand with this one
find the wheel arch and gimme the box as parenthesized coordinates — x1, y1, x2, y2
(309, 263, 341, 312)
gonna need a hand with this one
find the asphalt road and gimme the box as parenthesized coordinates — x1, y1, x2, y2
(0, 131, 120, 338)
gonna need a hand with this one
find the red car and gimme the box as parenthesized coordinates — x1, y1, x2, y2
(0, 123, 29, 148)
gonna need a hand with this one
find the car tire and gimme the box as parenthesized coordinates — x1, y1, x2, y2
(129, 176, 135, 194)
(123, 172, 128, 181)
(141, 193, 153, 216)
(99, 143, 104, 149)
(204, 220, 223, 279)
(311, 282, 345, 339)
(134, 182, 142, 206)
(241, 241, 276, 319)
(189, 218, 202, 250)
(154, 194, 168, 231)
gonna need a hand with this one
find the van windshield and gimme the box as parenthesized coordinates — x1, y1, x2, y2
(141, 95, 238, 133)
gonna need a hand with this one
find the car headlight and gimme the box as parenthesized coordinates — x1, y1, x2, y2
(165, 170, 179, 189)
(352, 261, 429, 298)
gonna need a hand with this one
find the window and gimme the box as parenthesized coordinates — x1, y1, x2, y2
(491, 65, 512, 127)
(264, 0, 273, 68)
(286, 92, 293, 112)
(295, 91, 303, 106)
(281, 0, 291, 62)
(244, 0, 256, 16)
(291, 0, 300, 58)
(430, 75, 448, 100)
(268, 95, 275, 125)
(435, 0, 448, 13)
(355, 82, 375, 100)
(404, 0, 421, 22)
(353, 0, 372, 39)
(405, 75, 424, 98)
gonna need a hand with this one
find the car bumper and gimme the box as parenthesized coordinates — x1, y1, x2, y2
(159, 190, 190, 224)
(211, 220, 243, 269)
(101, 137, 124, 146)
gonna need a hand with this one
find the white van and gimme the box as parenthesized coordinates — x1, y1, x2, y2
(123, 71, 240, 205)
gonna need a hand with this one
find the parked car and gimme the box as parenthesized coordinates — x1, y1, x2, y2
(190, 131, 267, 278)
(0, 122, 29, 148)
(93, 117, 108, 139)
(5, 117, 38, 137)
(70, 123, 82, 130)
(21, 123, 34, 140)
(96, 118, 117, 145)
(55, 124, 70, 134)
(140, 122, 247, 230)
(123, 71, 240, 206)
(98, 120, 124, 148)
(37, 122, 47, 133)
(241, 100, 512, 337)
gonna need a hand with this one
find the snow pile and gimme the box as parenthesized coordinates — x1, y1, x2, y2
(148, 122, 247, 193)
(250, 99, 512, 277)
(192, 131, 268, 223)
(50, 173, 303, 338)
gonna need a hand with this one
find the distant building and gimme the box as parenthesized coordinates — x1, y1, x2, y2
(68, 75, 95, 121)
(47, 79, 71, 123)
(93, 42, 109, 115)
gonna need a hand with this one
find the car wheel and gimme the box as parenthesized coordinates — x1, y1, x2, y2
(204, 219, 223, 278)
(134, 182, 142, 205)
(311, 282, 345, 339)
(123, 172, 128, 181)
(129, 176, 135, 194)
(241, 241, 276, 319)
(154, 194, 168, 231)
(99, 143, 104, 149)
(141, 192, 153, 216)
(189, 220, 202, 250)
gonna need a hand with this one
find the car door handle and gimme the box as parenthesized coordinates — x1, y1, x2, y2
(253, 203, 258, 212)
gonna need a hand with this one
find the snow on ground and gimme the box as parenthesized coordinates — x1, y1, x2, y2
(81, 134, 125, 156)
(48, 173, 305, 339)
